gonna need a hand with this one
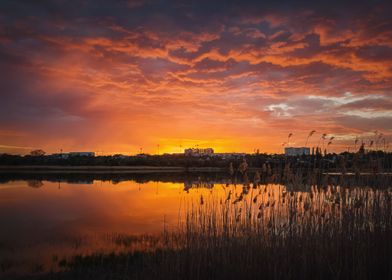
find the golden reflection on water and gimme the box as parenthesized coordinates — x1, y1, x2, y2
(0, 179, 232, 275)
(0, 179, 390, 276)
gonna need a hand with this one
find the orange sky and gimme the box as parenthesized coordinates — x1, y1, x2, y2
(0, 1, 391, 154)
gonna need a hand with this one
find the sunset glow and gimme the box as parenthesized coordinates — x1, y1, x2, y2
(1, 1, 391, 154)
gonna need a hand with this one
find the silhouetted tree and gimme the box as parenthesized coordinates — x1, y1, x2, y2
(30, 149, 46, 156)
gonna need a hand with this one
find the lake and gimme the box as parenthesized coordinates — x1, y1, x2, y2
(1, 172, 391, 279)
(0, 173, 239, 276)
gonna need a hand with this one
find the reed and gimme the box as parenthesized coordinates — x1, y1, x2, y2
(44, 176, 392, 280)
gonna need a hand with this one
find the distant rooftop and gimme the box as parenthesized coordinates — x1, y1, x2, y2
(284, 147, 310, 156)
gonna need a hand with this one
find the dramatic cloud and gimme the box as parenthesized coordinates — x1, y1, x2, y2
(0, 0, 391, 154)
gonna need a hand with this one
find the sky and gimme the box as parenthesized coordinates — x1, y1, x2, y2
(0, 0, 392, 155)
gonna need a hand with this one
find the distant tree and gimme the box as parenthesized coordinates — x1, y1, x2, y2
(30, 149, 46, 156)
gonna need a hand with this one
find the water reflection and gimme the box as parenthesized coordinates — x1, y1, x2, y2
(0, 173, 391, 277)
(27, 180, 44, 188)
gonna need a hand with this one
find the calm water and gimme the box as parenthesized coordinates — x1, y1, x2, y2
(0, 173, 391, 277)
(0, 175, 234, 276)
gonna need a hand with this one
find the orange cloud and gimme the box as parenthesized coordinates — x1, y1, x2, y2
(0, 1, 391, 155)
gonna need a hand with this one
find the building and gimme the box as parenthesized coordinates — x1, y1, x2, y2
(284, 147, 310, 156)
(212, 153, 246, 159)
(68, 152, 95, 157)
(184, 148, 214, 156)
(51, 153, 69, 159)
(52, 152, 95, 158)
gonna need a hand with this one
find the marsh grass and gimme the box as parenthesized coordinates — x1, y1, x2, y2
(34, 178, 392, 280)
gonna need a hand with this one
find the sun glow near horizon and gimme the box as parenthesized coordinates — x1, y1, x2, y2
(0, 1, 391, 155)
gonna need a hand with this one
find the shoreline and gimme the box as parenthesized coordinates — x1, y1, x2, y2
(0, 165, 227, 173)
(0, 166, 391, 175)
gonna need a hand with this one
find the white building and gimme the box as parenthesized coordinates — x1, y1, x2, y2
(284, 147, 310, 156)
(184, 148, 214, 156)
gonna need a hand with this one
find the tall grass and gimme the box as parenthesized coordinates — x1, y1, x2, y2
(44, 180, 392, 280)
